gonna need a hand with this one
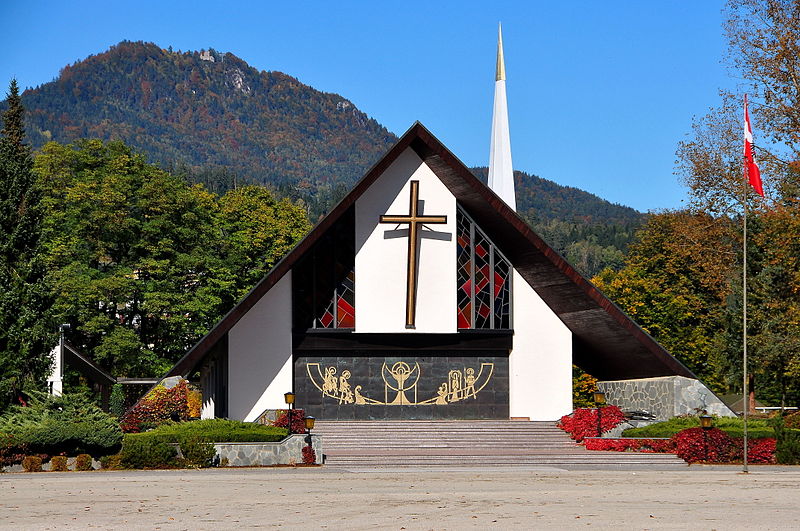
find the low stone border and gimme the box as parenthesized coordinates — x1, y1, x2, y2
(213, 434, 323, 466)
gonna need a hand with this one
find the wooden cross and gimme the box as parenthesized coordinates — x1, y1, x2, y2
(379, 180, 447, 329)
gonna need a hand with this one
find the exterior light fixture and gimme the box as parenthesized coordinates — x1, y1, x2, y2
(284, 392, 295, 435)
(304, 416, 316, 461)
(593, 391, 606, 405)
(700, 414, 713, 429)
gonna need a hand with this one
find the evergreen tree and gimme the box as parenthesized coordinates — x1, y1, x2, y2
(0, 80, 55, 410)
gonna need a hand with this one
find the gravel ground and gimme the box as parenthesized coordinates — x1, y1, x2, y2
(1, 466, 798, 530)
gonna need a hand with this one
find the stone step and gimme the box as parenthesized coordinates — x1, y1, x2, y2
(309, 419, 687, 469)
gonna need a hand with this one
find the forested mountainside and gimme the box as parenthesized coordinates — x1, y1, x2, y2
(6, 40, 644, 276)
(16, 40, 397, 198)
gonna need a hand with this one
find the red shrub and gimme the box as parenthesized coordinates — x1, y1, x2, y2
(119, 381, 191, 433)
(747, 438, 777, 464)
(302, 445, 316, 464)
(673, 427, 735, 463)
(274, 409, 307, 434)
(558, 406, 625, 442)
(585, 438, 675, 453)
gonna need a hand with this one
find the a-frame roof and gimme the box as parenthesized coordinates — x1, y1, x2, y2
(167, 122, 696, 381)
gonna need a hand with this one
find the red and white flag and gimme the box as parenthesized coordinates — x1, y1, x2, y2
(744, 95, 764, 197)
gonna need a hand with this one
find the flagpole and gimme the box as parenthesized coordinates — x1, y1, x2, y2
(742, 165, 749, 474)
(742, 95, 749, 474)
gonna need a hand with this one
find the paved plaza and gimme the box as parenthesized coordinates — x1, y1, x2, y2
(2, 466, 799, 529)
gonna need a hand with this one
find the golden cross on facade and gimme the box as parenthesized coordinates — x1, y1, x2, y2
(379, 180, 447, 329)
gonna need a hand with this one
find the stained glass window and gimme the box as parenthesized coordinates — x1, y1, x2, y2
(293, 208, 355, 330)
(456, 206, 512, 329)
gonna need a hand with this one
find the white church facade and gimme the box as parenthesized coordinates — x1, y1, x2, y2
(164, 121, 731, 422)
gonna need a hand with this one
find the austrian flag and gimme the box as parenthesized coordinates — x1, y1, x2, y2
(744, 95, 764, 196)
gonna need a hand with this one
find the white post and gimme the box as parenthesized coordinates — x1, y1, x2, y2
(46, 330, 64, 396)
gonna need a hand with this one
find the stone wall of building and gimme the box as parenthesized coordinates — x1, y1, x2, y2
(597, 376, 734, 421)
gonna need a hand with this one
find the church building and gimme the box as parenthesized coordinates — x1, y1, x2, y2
(164, 28, 732, 423)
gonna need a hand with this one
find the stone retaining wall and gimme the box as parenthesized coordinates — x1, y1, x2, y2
(598, 376, 735, 421)
(214, 434, 323, 466)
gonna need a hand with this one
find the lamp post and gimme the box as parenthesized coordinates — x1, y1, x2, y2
(304, 416, 316, 463)
(593, 391, 606, 438)
(700, 413, 713, 462)
(284, 392, 295, 436)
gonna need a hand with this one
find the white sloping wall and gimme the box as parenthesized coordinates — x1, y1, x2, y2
(509, 270, 573, 420)
(227, 273, 293, 421)
(354, 148, 456, 333)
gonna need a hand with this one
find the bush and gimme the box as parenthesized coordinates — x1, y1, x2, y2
(131, 419, 287, 444)
(274, 409, 307, 434)
(747, 438, 777, 464)
(187, 390, 202, 418)
(120, 435, 177, 469)
(783, 411, 800, 430)
(75, 454, 93, 471)
(119, 380, 192, 433)
(0, 391, 122, 456)
(623, 416, 777, 439)
(771, 415, 800, 465)
(0, 433, 28, 468)
(585, 438, 675, 453)
(558, 406, 625, 442)
(100, 454, 122, 470)
(673, 427, 737, 463)
(50, 455, 68, 471)
(109, 384, 126, 419)
(302, 445, 316, 464)
(180, 436, 216, 468)
(22, 455, 42, 472)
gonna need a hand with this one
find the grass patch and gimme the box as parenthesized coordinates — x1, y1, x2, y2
(128, 419, 288, 444)
(622, 416, 794, 439)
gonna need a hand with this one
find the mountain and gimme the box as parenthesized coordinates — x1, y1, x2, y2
(5, 41, 645, 275)
(17, 41, 397, 200)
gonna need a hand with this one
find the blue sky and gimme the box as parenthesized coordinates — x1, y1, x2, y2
(0, 1, 735, 212)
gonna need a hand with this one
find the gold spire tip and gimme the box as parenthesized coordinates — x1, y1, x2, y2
(496, 23, 506, 81)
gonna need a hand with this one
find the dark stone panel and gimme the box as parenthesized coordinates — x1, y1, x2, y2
(294, 351, 509, 420)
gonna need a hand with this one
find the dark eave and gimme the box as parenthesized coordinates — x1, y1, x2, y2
(166, 122, 695, 382)
(63, 342, 117, 386)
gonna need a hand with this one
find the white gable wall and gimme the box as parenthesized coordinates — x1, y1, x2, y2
(509, 269, 573, 420)
(227, 273, 293, 421)
(355, 148, 457, 333)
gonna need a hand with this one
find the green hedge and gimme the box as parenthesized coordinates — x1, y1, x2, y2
(120, 435, 177, 469)
(0, 391, 122, 457)
(622, 416, 794, 439)
(127, 419, 287, 444)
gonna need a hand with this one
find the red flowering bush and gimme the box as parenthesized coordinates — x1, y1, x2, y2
(673, 427, 736, 463)
(120, 381, 191, 433)
(747, 438, 777, 464)
(585, 437, 675, 453)
(273, 409, 307, 434)
(302, 445, 316, 465)
(558, 406, 625, 442)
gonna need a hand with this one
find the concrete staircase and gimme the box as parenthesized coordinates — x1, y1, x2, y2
(314, 420, 687, 469)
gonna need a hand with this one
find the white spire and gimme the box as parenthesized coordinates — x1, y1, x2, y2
(488, 23, 516, 210)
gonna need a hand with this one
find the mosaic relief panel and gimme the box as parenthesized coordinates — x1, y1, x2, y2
(294, 352, 509, 420)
